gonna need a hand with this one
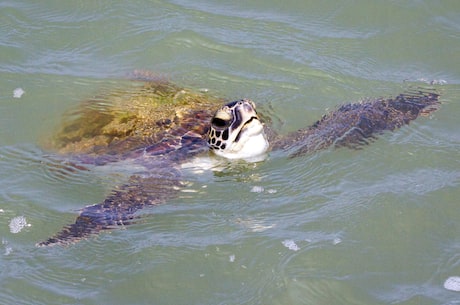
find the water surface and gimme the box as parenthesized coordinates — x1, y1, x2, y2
(1, 1, 459, 304)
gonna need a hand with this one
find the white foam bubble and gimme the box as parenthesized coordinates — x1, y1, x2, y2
(250, 186, 277, 194)
(250, 186, 264, 193)
(282, 239, 300, 251)
(9, 216, 30, 234)
(417, 78, 447, 85)
(13, 88, 25, 98)
(444, 276, 460, 292)
(333, 237, 342, 245)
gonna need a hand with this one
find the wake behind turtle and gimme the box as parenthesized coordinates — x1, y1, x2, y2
(37, 76, 440, 246)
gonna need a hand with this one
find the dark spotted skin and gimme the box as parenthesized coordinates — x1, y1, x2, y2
(38, 89, 440, 246)
(271, 90, 440, 157)
(39, 173, 181, 246)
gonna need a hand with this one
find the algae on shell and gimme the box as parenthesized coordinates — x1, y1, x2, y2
(48, 79, 224, 156)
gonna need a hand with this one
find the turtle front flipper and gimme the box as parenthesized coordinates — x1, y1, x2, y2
(274, 90, 440, 157)
(37, 173, 181, 247)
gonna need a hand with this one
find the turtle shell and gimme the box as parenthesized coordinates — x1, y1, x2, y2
(46, 78, 225, 160)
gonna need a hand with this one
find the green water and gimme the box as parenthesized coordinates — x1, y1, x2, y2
(1, 1, 459, 304)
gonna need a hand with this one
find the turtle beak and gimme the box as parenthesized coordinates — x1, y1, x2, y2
(234, 116, 259, 143)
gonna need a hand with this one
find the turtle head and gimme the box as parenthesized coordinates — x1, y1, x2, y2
(207, 99, 269, 160)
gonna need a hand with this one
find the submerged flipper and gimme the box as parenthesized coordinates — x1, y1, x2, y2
(273, 90, 440, 157)
(37, 173, 181, 247)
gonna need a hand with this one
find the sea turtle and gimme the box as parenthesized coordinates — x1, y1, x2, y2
(37, 75, 440, 246)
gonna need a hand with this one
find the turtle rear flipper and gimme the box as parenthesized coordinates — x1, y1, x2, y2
(277, 90, 440, 157)
(37, 173, 181, 247)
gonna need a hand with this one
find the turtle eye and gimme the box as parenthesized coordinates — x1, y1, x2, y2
(211, 117, 229, 128)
